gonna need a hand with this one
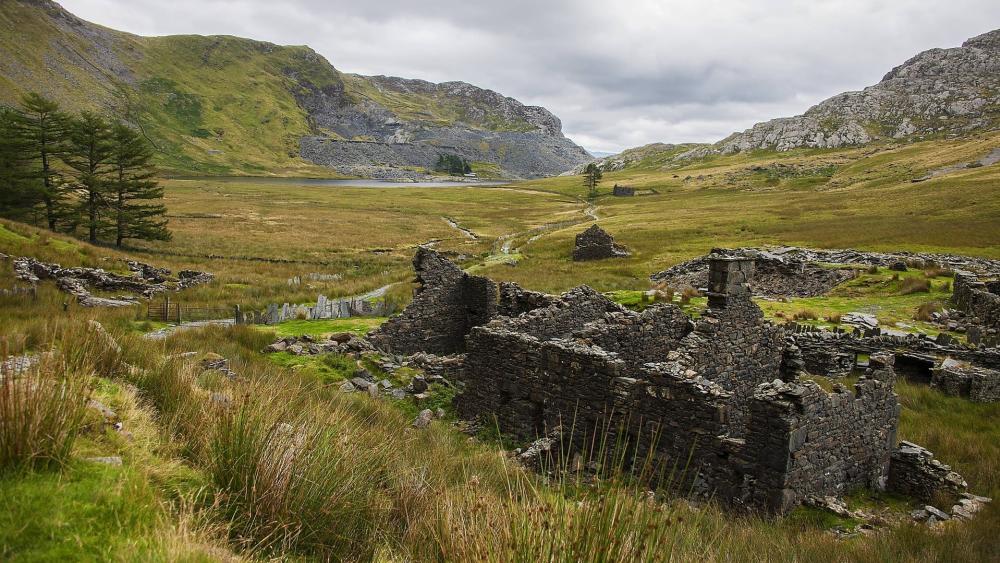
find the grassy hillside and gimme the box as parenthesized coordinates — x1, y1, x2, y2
(0, 1, 570, 176)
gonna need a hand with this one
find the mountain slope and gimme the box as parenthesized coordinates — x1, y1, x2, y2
(588, 29, 1000, 171)
(718, 29, 1000, 153)
(0, 0, 590, 177)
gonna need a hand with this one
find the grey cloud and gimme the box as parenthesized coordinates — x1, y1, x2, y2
(60, 0, 1000, 153)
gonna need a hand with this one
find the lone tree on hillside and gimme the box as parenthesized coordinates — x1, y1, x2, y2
(65, 111, 114, 243)
(583, 162, 602, 200)
(17, 93, 72, 230)
(108, 123, 171, 247)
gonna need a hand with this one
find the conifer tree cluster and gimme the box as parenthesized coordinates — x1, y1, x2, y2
(434, 153, 472, 175)
(0, 93, 170, 246)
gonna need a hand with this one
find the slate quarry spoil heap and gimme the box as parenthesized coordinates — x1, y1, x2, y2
(371, 249, 981, 514)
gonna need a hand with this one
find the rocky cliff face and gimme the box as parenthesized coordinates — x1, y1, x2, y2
(717, 29, 1000, 153)
(294, 73, 591, 178)
(0, 0, 591, 177)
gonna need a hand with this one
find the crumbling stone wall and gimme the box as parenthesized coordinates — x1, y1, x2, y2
(931, 359, 1000, 402)
(745, 378, 899, 512)
(572, 225, 630, 261)
(952, 271, 1000, 345)
(498, 282, 557, 318)
(665, 293, 786, 435)
(573, 305, 692, 373)
(457, 327, 627, 439)
(497, 286, 625, 341)
(383, 250, 959, 514)
(888, 441, 967, 502)
(369, 248, 498, 354)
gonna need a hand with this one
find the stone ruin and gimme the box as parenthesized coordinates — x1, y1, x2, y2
(371, 249, 983, 514)
(572, 224, 630, 261)
(612, 184, 635, 197)
(951, 270, 1000, 347)
(652, 247, 858, 298)
(12, 256, 213, 307)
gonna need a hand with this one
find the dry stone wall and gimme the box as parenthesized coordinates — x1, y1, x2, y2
(746, 378, 899, 512)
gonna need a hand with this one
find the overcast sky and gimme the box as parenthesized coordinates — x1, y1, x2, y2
(59, 0, 1000, 154)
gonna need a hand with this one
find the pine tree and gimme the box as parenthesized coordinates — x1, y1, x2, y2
(583, 163, 603, 200)
(65, 111, 114, 243)
(17, 93, 71, 230)
(0, 107, 39, 218)
(108, 123, 170, 247)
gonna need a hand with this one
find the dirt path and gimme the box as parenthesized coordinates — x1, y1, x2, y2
(442, 216, 479, 240)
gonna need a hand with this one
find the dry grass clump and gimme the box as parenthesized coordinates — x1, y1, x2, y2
(651, 282, 675, 304)
(679, 287, 701, 305)
(924, 267, 955, 279)
(825, 312, 842, 324)
(793, 310, 818, 321)
(0, 339, 92, 471)
(915, 301, 944, 322)
(900, 277, 932, 295)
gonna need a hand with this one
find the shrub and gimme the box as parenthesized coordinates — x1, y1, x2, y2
(793, 310, 818, 321)
(866, 265, 879, 275)
(900, 277, 931, 295)
(0, 341, 92, 471)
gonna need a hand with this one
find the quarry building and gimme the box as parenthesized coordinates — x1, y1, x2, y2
(370, 249, 977, 513)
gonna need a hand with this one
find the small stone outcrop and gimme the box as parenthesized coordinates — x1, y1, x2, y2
(572, 225, 630, 261)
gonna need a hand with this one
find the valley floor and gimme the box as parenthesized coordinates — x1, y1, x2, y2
(2, 132, 1000, 561)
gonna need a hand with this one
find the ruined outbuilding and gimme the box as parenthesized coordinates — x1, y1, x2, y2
(572, 225, 630, 261)
(372, 249, 974, 514)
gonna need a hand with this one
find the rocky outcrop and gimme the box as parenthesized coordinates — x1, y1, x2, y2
(11, 257, 212, 306)
(715, 29, 1000, 153)
(291, 66, 592, 179)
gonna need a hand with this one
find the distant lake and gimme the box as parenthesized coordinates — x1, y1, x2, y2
(168, 176, 511, 188)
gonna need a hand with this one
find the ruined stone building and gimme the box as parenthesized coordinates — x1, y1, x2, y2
(372, 249, 972, 513)
(572, 225, 630, 261)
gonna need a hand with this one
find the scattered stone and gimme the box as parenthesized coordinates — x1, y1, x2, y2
(410, 376, 429, 393)
(412, 409, 434, 429)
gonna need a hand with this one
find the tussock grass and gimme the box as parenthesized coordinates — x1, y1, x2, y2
(0, 340, 91, 471)
(900, 277, 932, 295)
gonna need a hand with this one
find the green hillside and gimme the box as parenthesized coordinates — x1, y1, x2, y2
(0, 0, 578, 176)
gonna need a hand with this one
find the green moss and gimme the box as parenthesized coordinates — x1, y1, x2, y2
(267, 317, 386, 338)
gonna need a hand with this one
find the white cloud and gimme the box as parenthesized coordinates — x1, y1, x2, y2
(58, 0, 1000, 153)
